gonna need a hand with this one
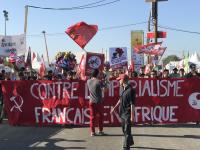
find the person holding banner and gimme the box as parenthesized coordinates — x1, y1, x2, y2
(186, 64, 200, 125)
(186, 64, 200, 78)
(111, 74, 135, 150)
(87, 69, 105, 136)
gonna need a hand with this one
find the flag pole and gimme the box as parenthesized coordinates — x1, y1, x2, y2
(82, 48, 87, 52)
(152, 48, 166, 70)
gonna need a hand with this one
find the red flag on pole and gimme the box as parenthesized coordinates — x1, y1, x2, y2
(39, 55, 46, 77)
(129, 59, 135, 72)
(65, 22, 98, 49)
(134, 42, 166, 56)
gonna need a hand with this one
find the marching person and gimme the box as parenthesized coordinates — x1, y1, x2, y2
(179, 68, 185, 77)
(111, 74, 135, 150)
(162, 69, 170, 78)
(186, 63, 200, 125)
(186, 63, 200, 78)
(87, 69, 105, 136)
(170, 67, 180, 78)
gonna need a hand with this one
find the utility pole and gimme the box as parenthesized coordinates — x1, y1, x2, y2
(42, 31, 50, 66)
(147, 10, 151, 64)
(152, 2, 158, 43)
(145, 0, 167, 43)
(24, 5, 29, 34)
(145, 0, 167, 66)
(3, 10, 9, 36)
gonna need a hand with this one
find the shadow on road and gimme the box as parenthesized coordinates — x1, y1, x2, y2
(133, 134, 200, 140)
(132, 146, 178, 150)
(0, 122, 86, 150)
(134, 123, 200, 128)
(105, 133, 200, 140)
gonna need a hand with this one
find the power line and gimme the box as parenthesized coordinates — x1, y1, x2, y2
(26, 22, 200, 37)
(100, 21, 147, 30)
(27, 21, 147, 37)
(157, 25, 200, 35)
(27, 0, 120, 10)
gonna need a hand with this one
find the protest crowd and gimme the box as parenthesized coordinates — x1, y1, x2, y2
(0, 51, 200, 122)
(0, 22, 200, 145)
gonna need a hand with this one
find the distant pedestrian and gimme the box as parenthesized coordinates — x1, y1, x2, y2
(111, 74, 135, 150)
(87, 69, 105, 136)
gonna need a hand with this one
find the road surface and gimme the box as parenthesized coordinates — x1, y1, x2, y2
(0, 120, 200, 150)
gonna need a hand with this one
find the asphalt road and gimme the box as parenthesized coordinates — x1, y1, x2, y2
(0, 120, 200, 150)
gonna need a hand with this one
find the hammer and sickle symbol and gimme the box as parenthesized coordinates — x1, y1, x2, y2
(10, 95, 23, 112)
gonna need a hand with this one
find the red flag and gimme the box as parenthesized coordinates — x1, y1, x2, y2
(39, 55, 46, 77)
(65, 22, 98, 49)
(134, 42, 166, 56)
(129, 51, 135, 71)
(147, 31, 167, 39)
(9, 52, 17, 63)
(129, 59, 135, 72)
(150, 47, 166, 56)
(77, 54, 86, 80)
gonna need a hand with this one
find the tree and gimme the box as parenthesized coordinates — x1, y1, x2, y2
(162, 55, 180, 66)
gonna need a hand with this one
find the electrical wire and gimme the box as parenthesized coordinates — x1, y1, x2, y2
(28, 0, 107, 10)
(99, 21, 148, 31)
(150, 20, 200, 35)
(26, 22, 200, 37)
(27, 0, 120, 10)
(158, 25, 200, 35)
(26, 21, 147, 37)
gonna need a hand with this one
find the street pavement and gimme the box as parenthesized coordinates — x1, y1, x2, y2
(0, 120, 200, 150)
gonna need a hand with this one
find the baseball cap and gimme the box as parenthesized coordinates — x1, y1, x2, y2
(116, 74, 129, 81)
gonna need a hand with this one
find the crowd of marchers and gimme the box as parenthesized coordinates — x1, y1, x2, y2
(0, 62, 200, 123)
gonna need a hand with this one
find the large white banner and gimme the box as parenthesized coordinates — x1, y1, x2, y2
(0, 34, 26, 56)
(109, 47, 128, 68)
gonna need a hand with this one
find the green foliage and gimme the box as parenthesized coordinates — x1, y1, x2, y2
(162, 55, 180, 65)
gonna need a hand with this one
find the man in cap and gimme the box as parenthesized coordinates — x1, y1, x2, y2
(87, 69, 105, 136)
(170, 67, 180, 78)
(111, 74, 135, 150)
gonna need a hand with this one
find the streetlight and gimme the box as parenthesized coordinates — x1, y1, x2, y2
(3, 10, 9, 36)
